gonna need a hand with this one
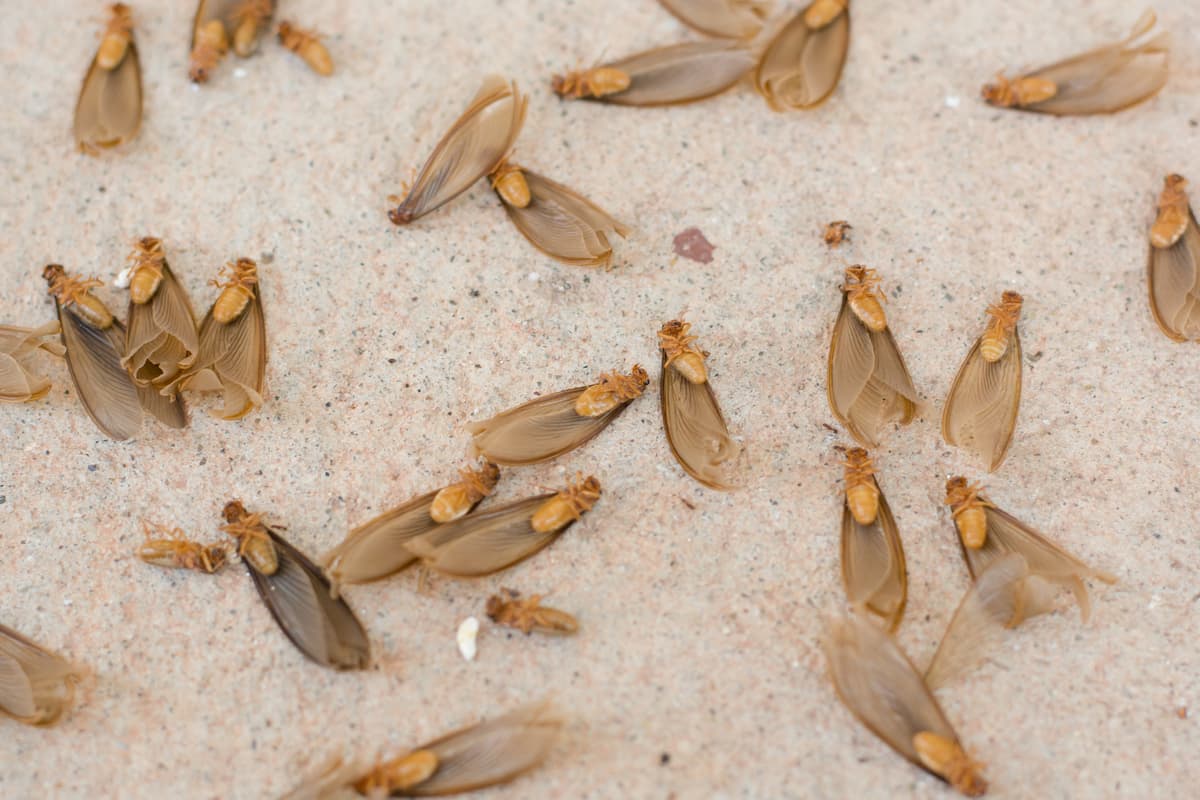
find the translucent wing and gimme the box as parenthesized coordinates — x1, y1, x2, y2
(827, 296, 874, 424)
(74, 41, 142, 153)
(0, 652, 35, 720)
(186, 285, 266, 419)
(321, 490, 440, 591)
(56, 305, 143, 440)
(599, 42, 755, 106)
(941, 332, 1022, 472)
(841, 482, 907, 631)
(0, 624, 82, 727)
(391, 77, 527, 223)
(661, 357, 740, 490)
(755, 4, 850, 110)
(499, 170, 629, 267)
(405, 495, 562, 577)
(658, 0, 770, 39)
(246, 528, 371, 671)
(1148, 209, 1200, 341)
(468, 386, 630, 465)
(124, 261, 200, 389)
(0, 322, 61, 403)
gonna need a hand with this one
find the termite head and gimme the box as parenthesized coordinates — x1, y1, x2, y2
(43, 263, 67, 286)
(560, 473, 602, 511)
(222, 500, 248, 524)
(107, 3, 133, 33)
(824, 220, 851, 246)
(841, 447, 874, 478)
(913, 732, 988, 797)
(843, 265, 882, 297)
(803, 0, 848, 30)
(986, 291, 1023, 329)
(599, 364, 650, 399)
(943, 477, 984, 509)
(1163, 173, 1188, 197)
(388, 203, 414, 226)
(461, 460, 501, 495)
(981, 72, 1015, 107)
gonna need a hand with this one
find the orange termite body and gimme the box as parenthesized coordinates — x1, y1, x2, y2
(551, 67, 631, 99)
(221, 500, 278, 575)
(842, 447, 879, 526)
(912, 731, 988, 797)
(43, 264, 113, 329)
(574, 365, 649, 417)
(96, 3, 133, 69)
(232, 0, 272, 57)
(278, 21, 333, 76)
(138, 522, 228, 573)
(490, 160, 532, 208)
(659, 320, 708, 384)
(1151, 174, 1190, 249)
(944, 478, 990, 550)
(824, 220, 852, 247)
(354, 750, 440, 794)
(844, 265, 887, 332)
(429, 462, 501, 523)
(804, 0, 848, 29)
(531, 475, 601, 534)
(211, 258, 258, 324)
(486, 589, 579, 635)
(979, 291, 1023, 362)
(189, 19, 229, 83)
(127, 237, 165, 305)
(982, 74, 1058, 108)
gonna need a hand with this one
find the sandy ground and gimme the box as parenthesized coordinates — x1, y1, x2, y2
(2, 1, 1199, 797)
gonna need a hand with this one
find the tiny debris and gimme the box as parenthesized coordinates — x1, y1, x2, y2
(1177, 706, 1188, 719)
(457, 616, 479, 661)
(660, 752, 671, 765)
(672, 227, 715, 263)
(944, 95, 961, 108)
(823, 221, 852, 247)
(114, 266, 133, 288)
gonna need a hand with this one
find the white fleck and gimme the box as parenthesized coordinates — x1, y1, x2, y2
(1147, 594, 1160, 610)
(527, 272, 539, 282)
(234, 68, 247, 79)
(944, 95, 961, 108)
(457, 617, 479, 661)
(63, 598, 72, 607)
(114, 267, 133, 288)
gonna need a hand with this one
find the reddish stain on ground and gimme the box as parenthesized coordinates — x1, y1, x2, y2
(673, 227, 715, 263)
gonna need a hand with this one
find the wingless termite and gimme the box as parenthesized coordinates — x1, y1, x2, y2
(0, 624, 84, 727)
(0, 322, 63, 403)
(278, 21, 333, 75)
(941, 292, 1023, 471)
(838, 447, 906, 631)
(552, 42, 756, 106)
(322, 462, 501, 596)
(755, 0, 851, 110)
(823, 220, 851, 247)
(75, 3, 141, 153)
(657, 0, 771, 40)
(138, 520, 229, 573)
(827, 266, 919, 448)
(44, 264, 187, 440)
(222, 501, 370, 670)
(982, 9, 1168, 115)
(659, 319, 740, 489)
(487, 588, 579, 636)
(944, 478, 1116, 621)
(469, 365, 648, 465)
(1147, 174, 1200, 341)
(121, 237, 199, 393)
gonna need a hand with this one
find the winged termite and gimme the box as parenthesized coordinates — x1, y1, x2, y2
(838, 447, 906, 631)
(405, 474, 601, 578)
(944, 477, 1116, 622)
(222, 501, 370, 670)
(469, 365, 648, 465)
(823, 220, 851, 247)
(121, 237, 199, 392)
(552, 42, 755, 106)
(321, 462, 501, 595)
(941, 292, 1022, 472)
(278, 21, 333, 75)
(190, 2, 230, 83)
(1147, 174, 1200, 341)
(231, 0, 273, 56)
(826, 266, 919, 448)
(754, 0, 850, 111)
(138, 520, 229, 573)
(0, 624, 84, 727)
(982, 9, 1168, 115)
(283, 701, 562, 798)
(173, 258, 266, 419)
(659, 319, 740, 489)
(74, 3, 141, 154)
(44, 264, 186, 439)
(388, 77, 527, 226)
(0, 322, 63, 403)
(487, 589, 579, 636)
(489, 160, 630, 267)
(825, 613, 987, 796)
(657, 0, 771, 39)
(924, 554, 1055, 691)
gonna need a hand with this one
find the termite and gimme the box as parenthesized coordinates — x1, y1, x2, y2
(429, 461, 501, 524)
(531, 474, 601, 534)
(843, 265, 887, 332)
(355, 750, 440, 794)
(221, 500, 278, 575)
(278, 21, 333, 76)
(824, 220, 852, 246)
(659, 320, 709, 384)
(138, 521, 229, 573)
(486, 588, 579, 635)
(44, 265, 112, 329)
(979, 291, 1022, 362)
(96, 3, 134, 69)
(944, 478, 991, 550)
(127, 237, 165, 304)
(490, 160, 531, 209)
(912, 731, 988, 797)
(980, 74, 1058, 108)
(1151, 173, 1190, 249)
(211, 258, 257, 324)
(189, 18, 229, 83)
(231, 0, 272, 57)
(551, 67, 632, 99)
(841, 447, 879, 526)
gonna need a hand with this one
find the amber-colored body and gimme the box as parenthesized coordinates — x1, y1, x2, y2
(574, 365, 649, 417)
(278, 21, 333, 75)
(490, 160, 531, 208)
(97, 3, 133, 69)
(221, 500, 278, 574)
(430, 461, 501, 523)
(355, 750, 440, 794)
(804, 0, 848, 29)
(43, 265, 112, 329)
(1151, 174, 1190, 249)
(980, 291, 1023, 362)
(944, 478, 991, 550)
(138, 521, 228, 573)
(189, 19, 228, 83)
(912, 731, 988, 797)
(844, 265, 887, 332)
(127, 237, 165, 304)
(551, 67, 631, 99)
(211, 258, 258, 324)
(824, 220, 852, 246)
(531, 475, 601, 534)
(842, 447, 879, 526)
(486, 588, 579, 635)
(658, 320, 708, 384)
(232, 0, 272, 56)
(982, 74, 1057, 108)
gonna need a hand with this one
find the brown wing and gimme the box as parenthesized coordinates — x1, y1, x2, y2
(1148, 209, 1200, 341)
(402, 701, 562, 796)
(660, 356, 740, 490)
(754, 5, 850, 110)
(0, 624, 82, 727)
(468, 386, 630, 465)
(0, 322, 61, 403)
(500, 170, 629, 267)
(828, 298, 916, 447)
(74, 40, 142, 153)
(941, 332, 1022, 472)
(321, 490, 440, 590)
(827, 295, 873, 425)
(840, 482, 907, 631)
(658, 0, 769, 39)
(188, 285, 266, 419)
(405, 495, 563, 578)
(124, 261, 199, 388)
(599, 42, 755, 106)
(245, 528, 371, 671)
(56, 305, 143, 440)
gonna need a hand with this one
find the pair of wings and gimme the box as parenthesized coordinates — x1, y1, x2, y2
(660, 354, 740, 489)
(0, 322, 63, 402)
(498, 170, 629, 267)
(841, 479, 907, 631)
(123, 261, 200, 390)
(74, 36, 141, 152)
(322, 490, 441, 591)
(1148, 208, 1200, 341)
(579, 42, 756, 107)
(827, 296, 919, 448)
(469, 384, 635, 465)
(0, 623, 82, 727)
(755, 3, 851, 110)
(659, 0, 771, 40)
(181, 284, 267, 419)
(941, 332, 1021, 472)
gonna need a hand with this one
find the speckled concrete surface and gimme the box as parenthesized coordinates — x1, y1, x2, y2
(2, 1, 1199, 797)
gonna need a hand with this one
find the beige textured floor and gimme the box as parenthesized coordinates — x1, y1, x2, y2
(2, 1, 1199, 797)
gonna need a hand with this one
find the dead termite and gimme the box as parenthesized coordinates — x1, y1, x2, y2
(122, 237, 199, 392)
(838, 447, 906, 631)
(486, 589, 579, 636)
(823, 220, 852, 246)
(755, 0, 851, 111)
(75, 3, 142, 153)
(1147, 174, 1200, 341)
(553, 42, 755, 106)
(231, 0, 273, 56)
(137, 521, 229, 573)
(278, 21, 333, 76)
(189, 18, 229, 83)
